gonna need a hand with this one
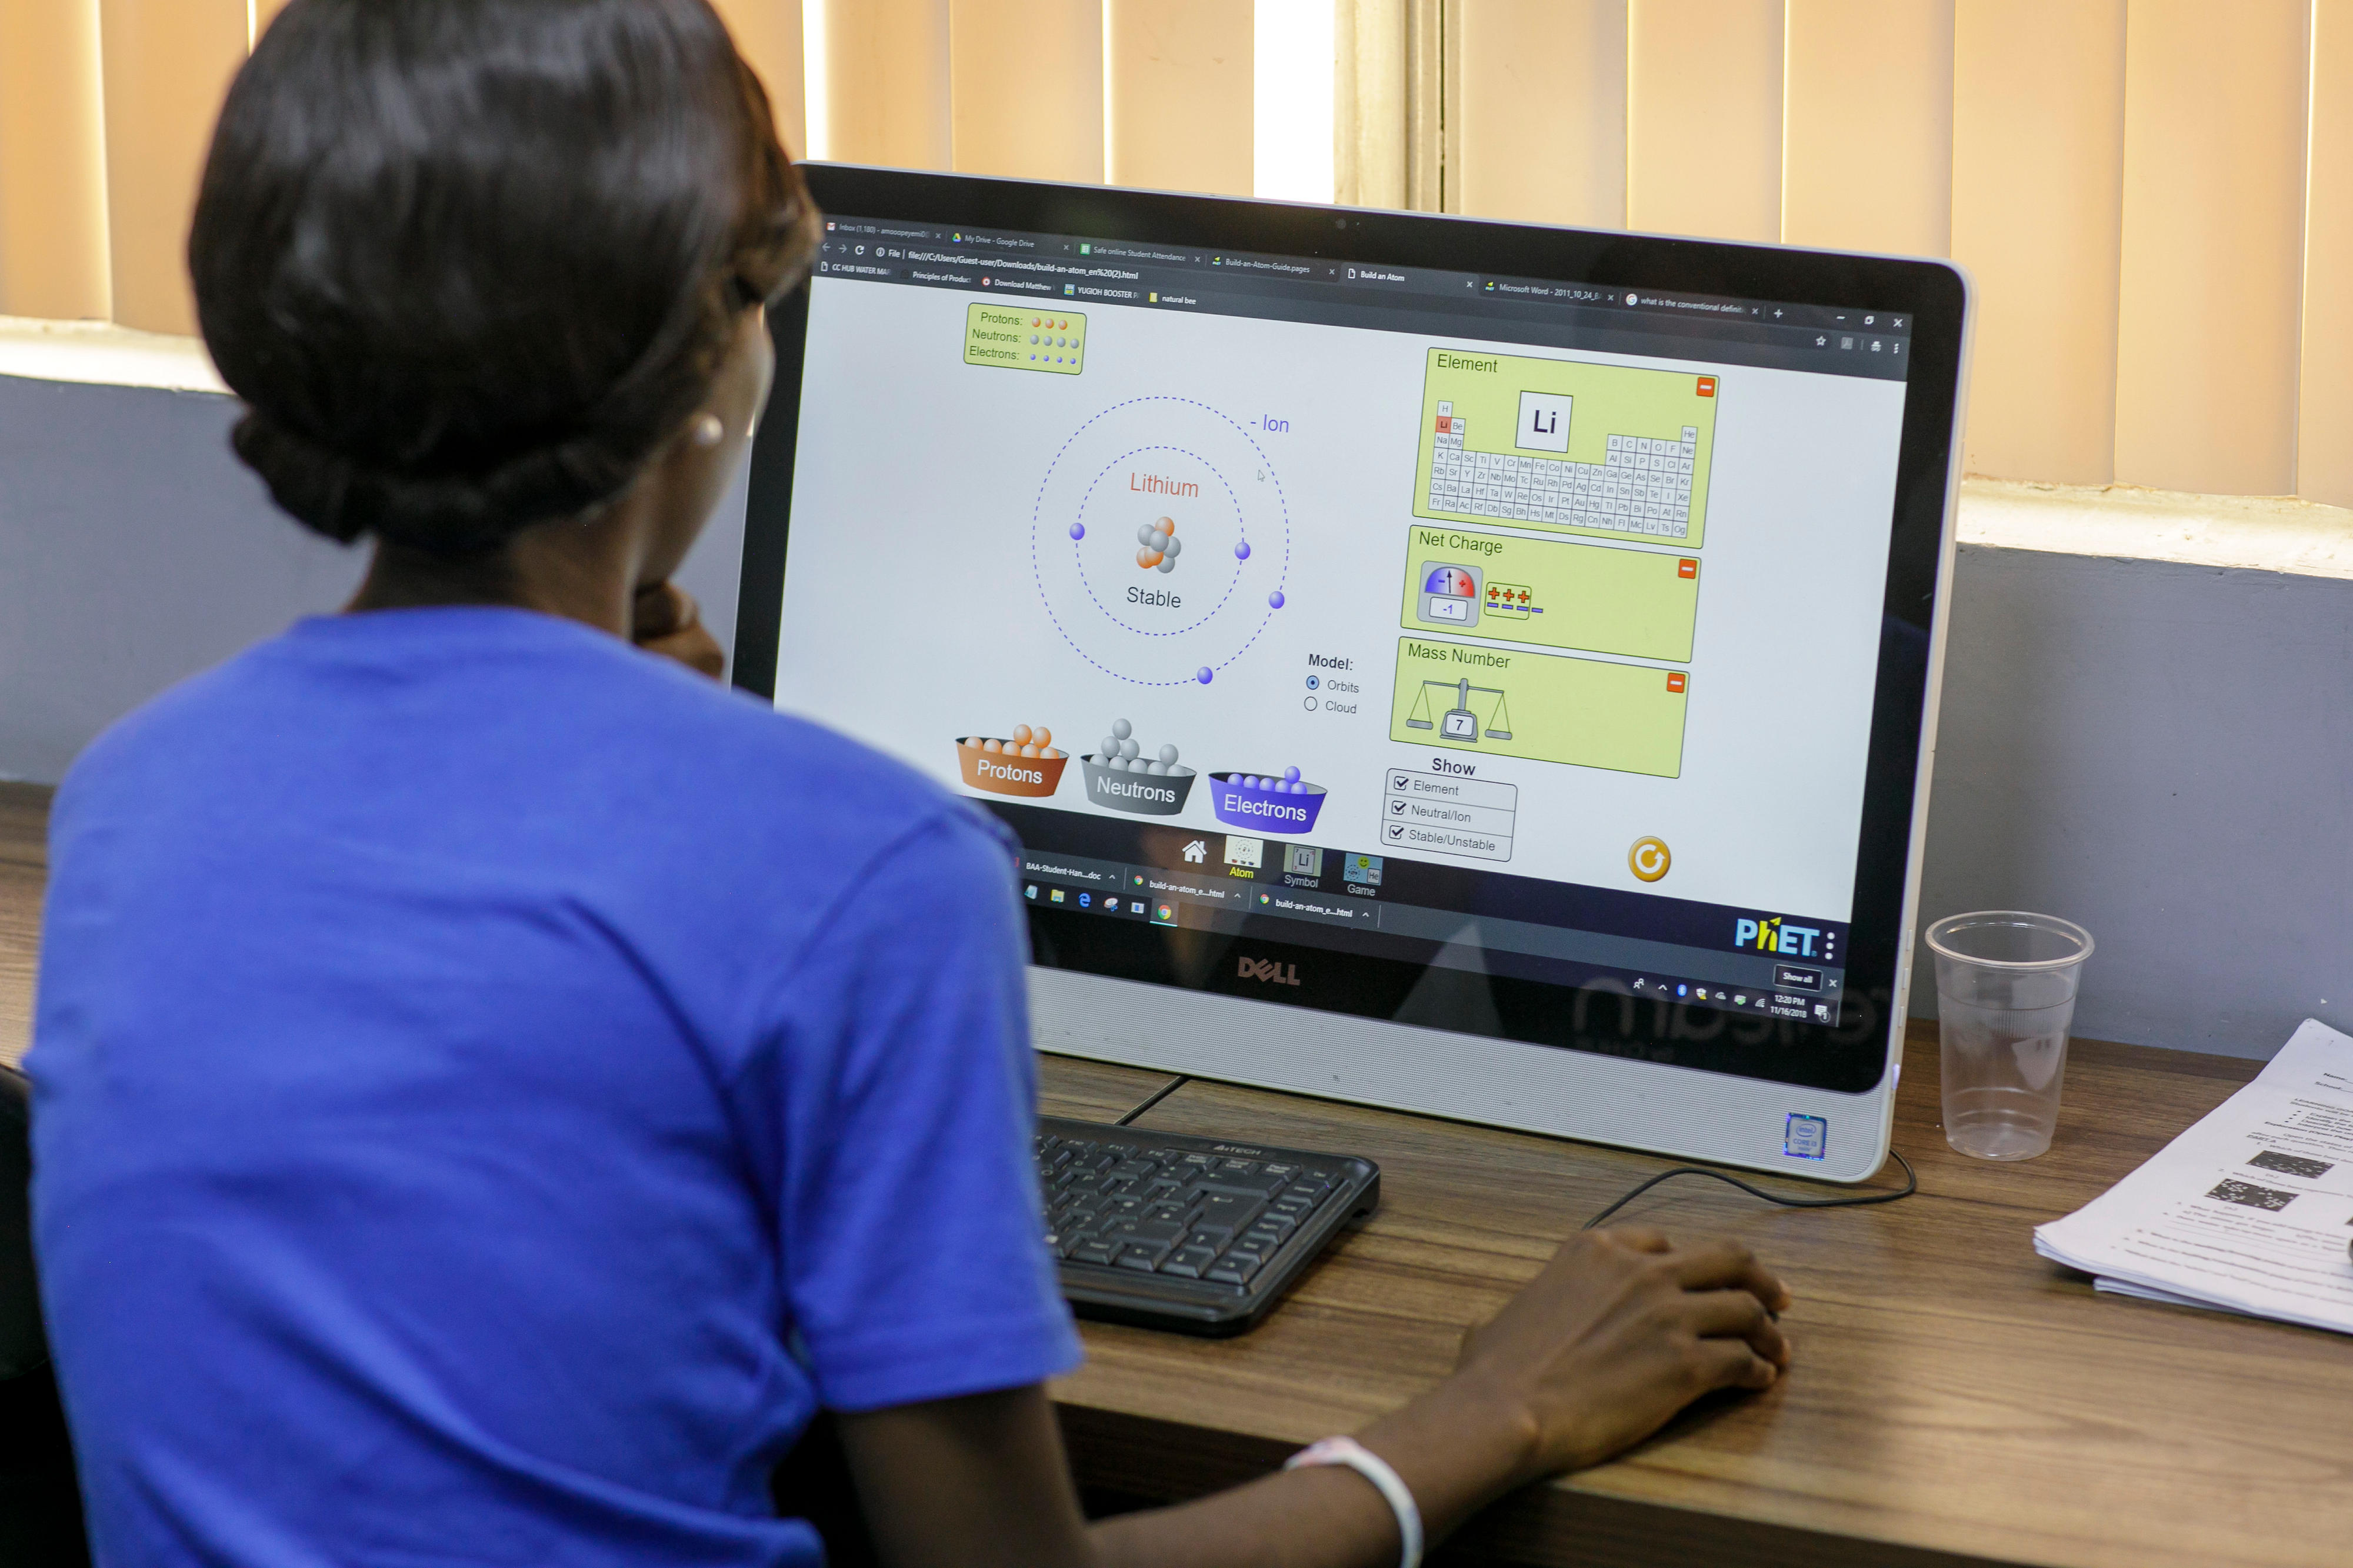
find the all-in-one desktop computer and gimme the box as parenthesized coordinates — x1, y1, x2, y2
(736, 166, 1969, 1329)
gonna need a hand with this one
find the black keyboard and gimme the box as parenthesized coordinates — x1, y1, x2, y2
(1036, 1116, 1380, 1336)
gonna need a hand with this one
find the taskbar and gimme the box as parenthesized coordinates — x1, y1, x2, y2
(989, 802, 1848, 1027)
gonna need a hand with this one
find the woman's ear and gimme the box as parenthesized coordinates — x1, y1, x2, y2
(635, 309, 775, 592)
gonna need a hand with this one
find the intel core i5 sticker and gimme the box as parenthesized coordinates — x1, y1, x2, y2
(1784, 1113, 1827, 1160)
(967, 303, 1085, 373)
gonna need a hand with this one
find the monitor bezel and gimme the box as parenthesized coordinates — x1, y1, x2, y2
(736, 163, 1967, 1105)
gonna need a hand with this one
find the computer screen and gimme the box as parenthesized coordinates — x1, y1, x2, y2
(739, 167, 1964, 1110)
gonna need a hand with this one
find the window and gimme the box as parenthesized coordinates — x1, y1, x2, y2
(1, 1, 2344, 504)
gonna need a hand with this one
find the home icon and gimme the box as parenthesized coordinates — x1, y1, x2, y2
(1182, 840, 1208, 863)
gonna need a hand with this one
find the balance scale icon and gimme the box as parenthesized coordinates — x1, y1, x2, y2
(1405, 678, 1514, 743)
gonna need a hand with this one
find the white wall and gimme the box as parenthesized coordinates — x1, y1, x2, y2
(1912, 544, 2352, 1057)
(0, 375, 748, 785)
(4, 373, 2345, 1060)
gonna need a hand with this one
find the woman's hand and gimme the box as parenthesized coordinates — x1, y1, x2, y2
(632, 581, 725, 678)
(834, 1227, 1791, 1568)
(1443, 1227, 1792, 1484)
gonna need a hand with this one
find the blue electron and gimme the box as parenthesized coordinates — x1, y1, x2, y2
(1284, 766, 1301, 783)
(1068, 522, 1084, 540)
(1267, 590, 1284, 608)
(1306, 675, 1319, 690)
(1197, 667, 1212, 684)
(1234, 541, 1251, 561)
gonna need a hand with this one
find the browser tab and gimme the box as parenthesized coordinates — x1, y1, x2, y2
(814, 219, 1914, 384)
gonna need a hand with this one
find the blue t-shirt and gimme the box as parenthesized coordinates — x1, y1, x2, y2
(30, 608, 1081, 1567)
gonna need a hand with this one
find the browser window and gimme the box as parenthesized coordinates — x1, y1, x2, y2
(767, 217, 1917, 1026)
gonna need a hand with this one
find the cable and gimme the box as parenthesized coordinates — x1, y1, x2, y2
(1108, 1072, 1911, 1221)
(1113, 1074, 1191, 1126)
(1581, 1148, 1917, 1230)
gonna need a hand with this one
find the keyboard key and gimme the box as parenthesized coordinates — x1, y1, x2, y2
(1072, 1241, 1116, 1265)
(1193, 1193, 1264, 1232)
(1114, 1247, 1162, 1272)
(1161, 1246, 1219, 1279)
(1207, 1250, 1265, 1284)
(1197, 1169, 1289, 1199)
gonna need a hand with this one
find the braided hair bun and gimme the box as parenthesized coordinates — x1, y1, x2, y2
(191, 0, 817, 558)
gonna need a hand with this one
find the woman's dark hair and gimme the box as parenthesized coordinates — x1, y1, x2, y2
(191, 0, 818, 558)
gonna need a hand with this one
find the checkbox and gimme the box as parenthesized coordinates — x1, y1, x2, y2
(1392, 776, 1409, 790)
(1388, 824, 1405, 840)
(1390, 799, 1407, 815)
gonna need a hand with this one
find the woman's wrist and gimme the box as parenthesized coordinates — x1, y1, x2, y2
(1351, 1369, 1547, 1540)
(1284, 1437, 1423, 1567)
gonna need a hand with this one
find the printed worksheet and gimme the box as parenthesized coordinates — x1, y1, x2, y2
(2034, 1019, 2353, 1333)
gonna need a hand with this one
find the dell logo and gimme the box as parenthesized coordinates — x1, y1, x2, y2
(1237, 956, 1301, 986)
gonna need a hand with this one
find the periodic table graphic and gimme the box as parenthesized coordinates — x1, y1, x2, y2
(1414, 349, 1719, 548)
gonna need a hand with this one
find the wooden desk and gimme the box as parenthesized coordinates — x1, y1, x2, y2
(1039, 1049, 2353, 1567)
(0, 783, 48, 1067)
(5, 782, 2350, 1565)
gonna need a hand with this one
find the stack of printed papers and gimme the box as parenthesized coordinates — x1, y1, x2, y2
(2033, 1019, 2353, 1335)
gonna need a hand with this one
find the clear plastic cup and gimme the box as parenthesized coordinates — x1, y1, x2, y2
(1925, 912, 2095, 1161)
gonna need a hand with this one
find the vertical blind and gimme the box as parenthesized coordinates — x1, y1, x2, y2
(0, 0, 2342, 506)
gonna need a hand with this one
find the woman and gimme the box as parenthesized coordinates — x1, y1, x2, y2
(29, 4, 1791, 1565)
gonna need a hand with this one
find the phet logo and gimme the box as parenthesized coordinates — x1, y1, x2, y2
(1734, 916, 1821, 958)
(1236, 956, 1301, 986)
